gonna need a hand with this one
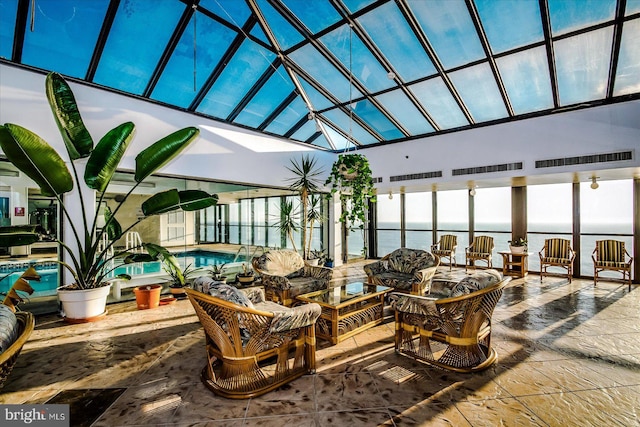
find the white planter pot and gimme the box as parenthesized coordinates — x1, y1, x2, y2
(57, 285, 112, 322)
(509, 245, 526, 254)
(307, 258, 320, 266)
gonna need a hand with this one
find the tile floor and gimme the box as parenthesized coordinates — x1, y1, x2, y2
(1, 263, 639, 426)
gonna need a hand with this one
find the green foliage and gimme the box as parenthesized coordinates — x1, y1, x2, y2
(0, 72, 217, 289)
(325, 153, 376, 230)
(508, 237, 528, 247)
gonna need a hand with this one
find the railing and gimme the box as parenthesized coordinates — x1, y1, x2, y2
(233, 245, 268, 263)
(125, 231, 143, 252)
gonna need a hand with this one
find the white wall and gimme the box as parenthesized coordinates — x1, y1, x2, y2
(361, 100, 640, 193)
(0, 64, 335, 190)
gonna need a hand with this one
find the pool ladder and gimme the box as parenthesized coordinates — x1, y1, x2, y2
(233, 245, 268, 263)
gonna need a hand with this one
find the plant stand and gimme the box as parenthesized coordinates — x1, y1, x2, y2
(499, 251, 529, 278)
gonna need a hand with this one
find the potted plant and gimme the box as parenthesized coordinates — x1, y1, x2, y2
(324, 256, 334, 268)
(325, 153, 376, 259)
(160, 255, 198, 300)
(0, 72, 217, 321)
(508, 237, 528, 254)
(208, 263, 228, 283)
(236, 263, 255, 285)
(285, 154, 324, 260)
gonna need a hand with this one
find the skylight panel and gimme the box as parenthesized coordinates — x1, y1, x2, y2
(341, 0, 377, 14)
(613, 18, 640, 96)
(475, 0, 543, 54)
(280, 0, 342, 34)
(554, 26, 613, 105)
(449, 63, 508, 122)
(548, 0, 616, 36)
(151, 12, 237, 108)
(289, 44, 363, 102)
(94, 0, 183, 94)
(627, 0, 640, 15)
(250, 22, 270, 44)
(196, 40, 276, 118)
(375, 90, 435, 135)
(322, 109, 378, 145)
(291, 120, 318, 142)
(0, 0, 18, 60)
(199, 0, 251, 28)
(264, 96, 307, 135)
(408, 0, 485, 69)
(497, 46, 553, 114)
(409, 78, 469, 129)
(254, 0, 304, 50)
(234, 66, 295, 128)
(319, 24, 395, 93)
(357, 2, 436, 82)
(322, 124, 357, 150)
(349, 99, 404, 140)
(310, 132, 335, 150)
(296, 75, 335, 111)
(22, 0, 109, 79)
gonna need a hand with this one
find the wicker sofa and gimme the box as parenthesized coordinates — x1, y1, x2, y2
(186, 282, 321, 399)
(363, 248, 440, 295)
(392, 269, 509, 372)
(252, 250, 334, 306)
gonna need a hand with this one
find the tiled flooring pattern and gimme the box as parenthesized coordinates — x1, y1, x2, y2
(1, 263, 639, 426)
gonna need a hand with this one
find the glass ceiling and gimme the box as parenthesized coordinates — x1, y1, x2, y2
(1, 0, 638, 151)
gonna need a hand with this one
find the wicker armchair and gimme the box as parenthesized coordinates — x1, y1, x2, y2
(186, 286, 321, 399)
(465, 235, 494, 271)
(392, 275, 510, 373)
(252, 250, 333, 306)
(364, 248, 440, 295)
(0, 311, 34, 388)
(431, 234, 457, 271)
(592, 239, 633, 291)
(539, 238, 575, 282)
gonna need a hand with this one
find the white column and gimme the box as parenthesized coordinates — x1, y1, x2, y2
(10, 186, 29, 256)
(328, 193, 343, 267)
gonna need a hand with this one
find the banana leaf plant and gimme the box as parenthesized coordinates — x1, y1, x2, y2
(0, 72, 217, 290)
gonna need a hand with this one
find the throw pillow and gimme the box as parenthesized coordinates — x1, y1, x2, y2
(209, 283, 255, 309)
(0, 304, 18, 355)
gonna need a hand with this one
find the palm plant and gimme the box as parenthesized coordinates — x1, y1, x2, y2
(273, 199, 300, 253)
(0, 72, 217, 290)
(285, 154, 323, 259)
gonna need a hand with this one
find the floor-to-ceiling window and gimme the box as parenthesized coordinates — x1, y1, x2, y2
(474, 187, 511, 268)
(405, 192, 433, 251)
(580, 179, 634, 279)
(437, 189, 469, 265)
(376, 193, 401, 255)
(527, 183, 573, 274)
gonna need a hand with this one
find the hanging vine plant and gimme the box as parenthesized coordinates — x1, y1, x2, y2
(325, 153, 376, 229)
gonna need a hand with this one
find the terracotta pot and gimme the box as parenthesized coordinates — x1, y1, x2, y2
(133, 284, 162, 310)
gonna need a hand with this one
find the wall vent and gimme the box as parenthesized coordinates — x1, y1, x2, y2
(390, 170, 442, 182)
(535, 151, 633, 168)
(372, 176, 383, 183)
(452, 162, 523, 176)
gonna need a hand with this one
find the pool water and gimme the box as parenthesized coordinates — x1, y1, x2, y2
(0, 250, 245, 298)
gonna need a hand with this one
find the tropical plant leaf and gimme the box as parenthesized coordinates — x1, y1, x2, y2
(141, 189, 217, 216)
(134, 127, 200, 183)
(103, 206, 122, 241)
(0, 124, 73, 197)
(178, 190, 218, 211)
(141, 189, 180, 216)
(45, 72, 93, 159)
(0, 232, 40, 247)
(85, 122, 135, 191)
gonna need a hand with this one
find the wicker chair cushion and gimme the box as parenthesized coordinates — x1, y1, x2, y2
(287, 277, 324, 297)
(596, 240, 625, 262)
(0, 305, 18, 355)
(285, 267, 306, 279)
(387, 248, 437, 274)
(450, 269, 502, 297)
(254, 250, 305, 277)
(208, 283, 255, 309)
(595, 261, 629, 268)
(540, 257, 571, 263)
(373, 272, 414, 290)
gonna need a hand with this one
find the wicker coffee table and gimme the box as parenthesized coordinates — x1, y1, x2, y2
(296, 282, 391, 345)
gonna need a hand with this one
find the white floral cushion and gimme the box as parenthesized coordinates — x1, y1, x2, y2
(0, 304, 18, 355)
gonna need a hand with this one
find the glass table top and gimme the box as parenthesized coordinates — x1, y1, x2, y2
(298, 282, 390, 307)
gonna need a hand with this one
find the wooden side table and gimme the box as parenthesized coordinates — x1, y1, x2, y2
(499, 251, 530, 278)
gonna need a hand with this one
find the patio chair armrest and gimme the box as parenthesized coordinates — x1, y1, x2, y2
(390, 293, 439, 316)
(269, 303, 321, 333)
(363, 260, 386, 276)
(239, 286, 265, 304)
